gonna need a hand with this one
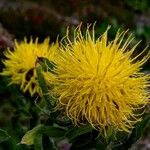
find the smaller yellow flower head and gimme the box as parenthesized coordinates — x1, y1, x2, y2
(1, 37, 59, 96)
(54, 26, 150, 133)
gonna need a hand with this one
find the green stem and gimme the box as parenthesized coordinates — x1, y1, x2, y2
(36, 65, 54, 111)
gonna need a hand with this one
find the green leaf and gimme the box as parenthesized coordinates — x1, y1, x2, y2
(21, 124, 45, 145)
(19, 108, 31, 117)
(65, 124, 93, 142)
(21, 125, 66, 146)
(113, 114, 150, 150)
(104, 126, 115, 143)
(45, 126, 66, 137)
(0, 129, 10, 143)
(34, 134, 43, 150)
(36, 57, 56, 73)
(43, 58, 56, 74)
(133, 114, 150, 142)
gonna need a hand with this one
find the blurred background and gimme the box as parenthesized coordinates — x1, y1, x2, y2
(0, 0, 150, 149)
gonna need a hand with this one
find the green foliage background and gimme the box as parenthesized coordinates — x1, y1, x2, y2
(0, 0, 150, 150)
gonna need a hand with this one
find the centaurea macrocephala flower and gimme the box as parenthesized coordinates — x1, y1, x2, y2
(1, 38, 58, 96)
(53, 26, 150, 133)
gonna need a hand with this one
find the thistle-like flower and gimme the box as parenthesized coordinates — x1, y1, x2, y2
(1, 38, 58, 96)
(53, 26, 150, 133)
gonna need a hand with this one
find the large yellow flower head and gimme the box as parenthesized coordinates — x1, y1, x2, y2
(53, 26, 150, 133)
(1, 38, 59, 96)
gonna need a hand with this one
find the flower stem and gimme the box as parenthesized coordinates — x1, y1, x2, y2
(36, 65, 53, 111)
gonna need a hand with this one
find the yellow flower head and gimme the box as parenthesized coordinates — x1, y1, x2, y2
(53, 26, 150, 133)
(1, 38, 59, 96)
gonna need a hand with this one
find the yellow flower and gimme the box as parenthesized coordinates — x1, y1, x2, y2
(53, 26, 150, 133)
(1, 38, 59, 96)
